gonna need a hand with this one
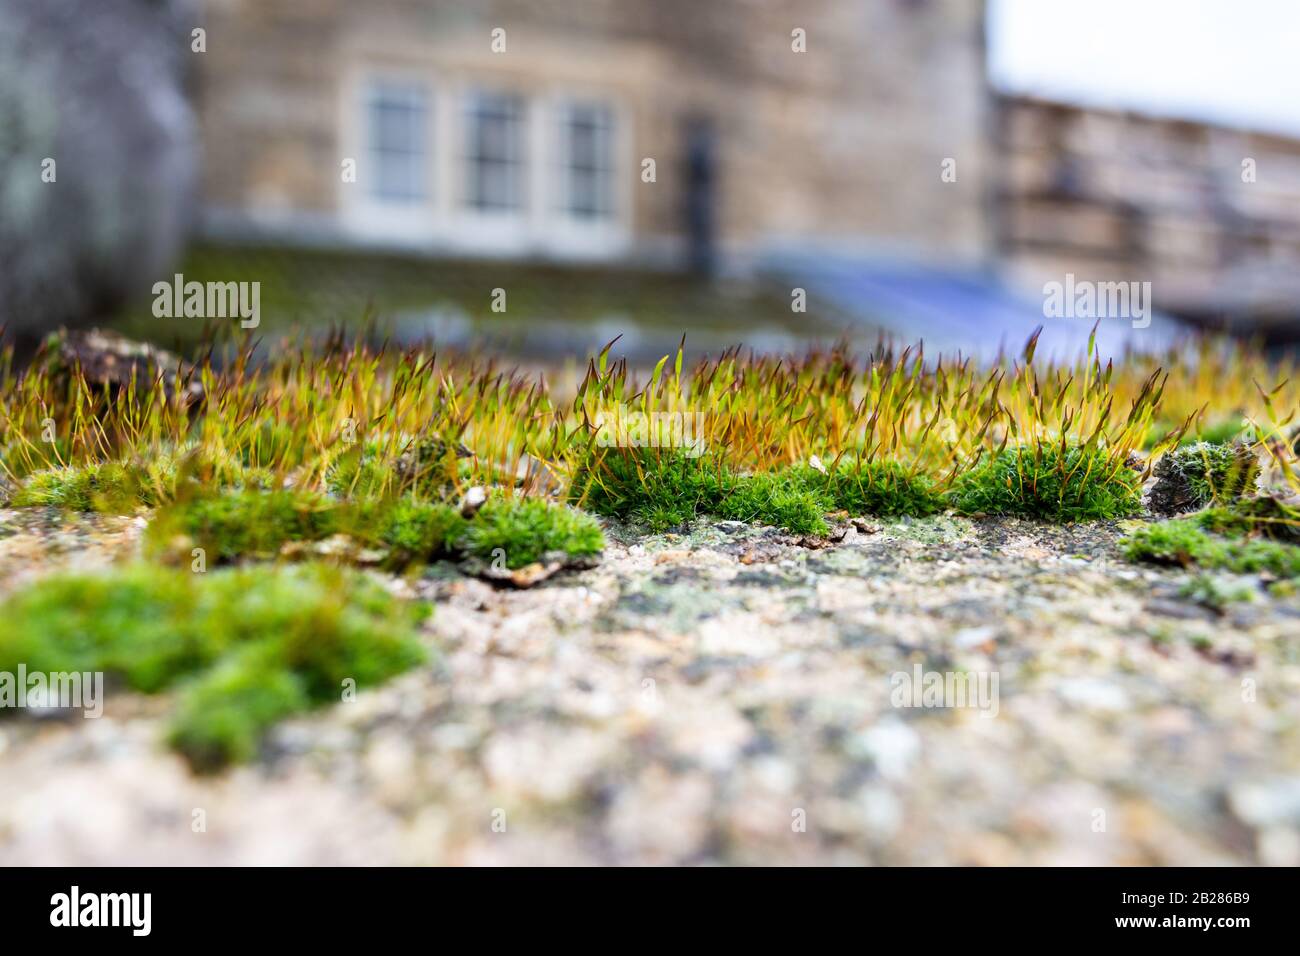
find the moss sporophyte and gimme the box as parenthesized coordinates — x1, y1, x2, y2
(4, 327, 1297, 538)
(3, 326, 1299, 772)
(4, 328, 1295, 531)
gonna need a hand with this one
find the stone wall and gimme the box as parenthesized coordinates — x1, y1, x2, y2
(997, 95, 1300, 335)
(195, 0, 990, 269)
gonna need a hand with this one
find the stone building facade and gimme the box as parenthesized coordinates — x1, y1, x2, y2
(997, 95, 1300, 337)
(194, 0, 991, 272)
(192, 0, 1300, 337)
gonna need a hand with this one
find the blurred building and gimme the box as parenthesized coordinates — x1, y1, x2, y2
(997, 95, 1300, 341)
(195, 0, 990, 273)
(39, 0, 1293, 356)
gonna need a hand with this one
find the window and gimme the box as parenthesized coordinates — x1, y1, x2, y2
(366, 83, 428, 203)
(464, 92, 526, 212)
(559, 102, 615, 220)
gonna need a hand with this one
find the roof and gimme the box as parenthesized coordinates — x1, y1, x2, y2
(762, 252, 1188, 362)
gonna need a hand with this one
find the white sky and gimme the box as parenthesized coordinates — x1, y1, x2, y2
(987, 0, 1300, 136)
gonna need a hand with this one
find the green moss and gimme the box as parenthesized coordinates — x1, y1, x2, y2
(1193, 495, 1300, 544)
(146, 487, 608, 575)
(574, 449, 949, 533)
(10, 462, 152, 512)
(367, 499, 467, 564)
(1122, 519, 1210, 565)
(326, 442, 392, 498)
(0, 565, 225, 691)
(1148, 441, 1258, 515)
(948, 445, 1142, 521)
(326, 436, 465, 499)
(793, 459, 944, 518)
(460, 496, 605, 568)
(1268, 579, 1298, 598)
(147, 489, 339, 562)
(573, 449, 735, 531)
(1178, 574, 1257, 610)
(715, 470, 831, 535)
(0, 563, 427, 771)
(167, 654, 309, 769)
(5, 449, 289, 514)
(1122, 518, 1300, 578)
(1195, 419, 1248, 446)
(573, 449, 829, 533)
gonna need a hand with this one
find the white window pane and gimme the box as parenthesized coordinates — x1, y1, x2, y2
(465, 92, 524, 211)
(368, 83, 428, 202)
(375, 104, 420, 153)
(561, 101, 614, 220)
(559, 101, 613, 221)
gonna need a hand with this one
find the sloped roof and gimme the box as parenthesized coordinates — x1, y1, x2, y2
(763, 252, 1188, 362)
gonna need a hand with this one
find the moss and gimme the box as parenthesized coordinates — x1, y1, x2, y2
(459, 496, 605, 568)
(574, 449, 951, 533)
(715, 470, 831, 535)
(167, 654, 309, 769)
(146, 488, 609, 575)
(0, 562, 427, 771)
(573, 449, 735, 531)
(574, 449, 831, 533)
(1193, 495, 1300, 544)
(146, 489, 339, 563)
(793, 459, 944, 518)
(326, 435, 467, 500)
(1148, 441, 1259, 516)
(0, 565, 225, 692)
(948, 445, 1142, 521)
(1122, 519, 1210, 566)
(6, 449, 290, 514)
(1122, 518, 1300, 578)
(10, 461, 152, 512)
(1178, 574, 1257, 610)
(368, 499, 467, 565)
(325, 442, 393, 498)
(1268, 579, 1298, 598)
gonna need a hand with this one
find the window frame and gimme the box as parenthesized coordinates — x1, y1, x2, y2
(340, 69, 631, 259)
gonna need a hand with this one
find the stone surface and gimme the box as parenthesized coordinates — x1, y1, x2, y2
(1, 511, 1298, 864)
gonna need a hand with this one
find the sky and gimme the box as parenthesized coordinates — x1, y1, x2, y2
(987, 0, 1300, 137)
